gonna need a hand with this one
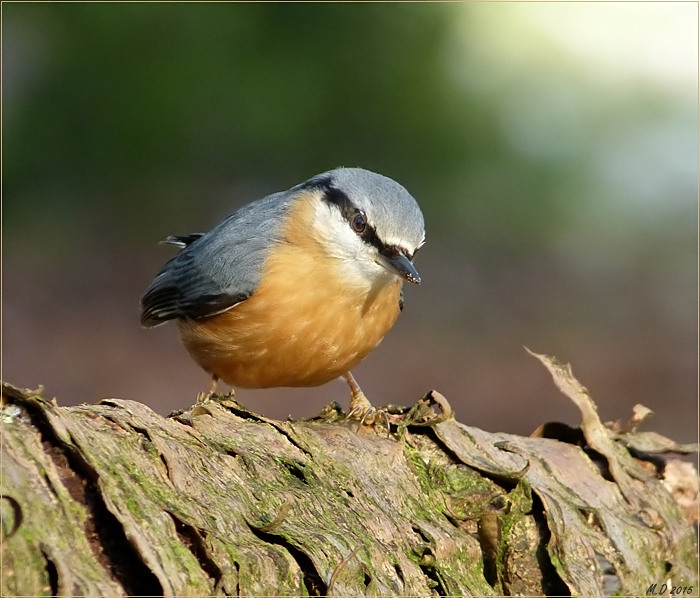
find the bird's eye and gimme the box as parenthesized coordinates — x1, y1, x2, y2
(351, 211, 367, 234)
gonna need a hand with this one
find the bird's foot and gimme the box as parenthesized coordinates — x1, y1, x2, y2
(344, 372, 391, 433)
(346, 390, 384, 425)
(196, 376, 223, 403)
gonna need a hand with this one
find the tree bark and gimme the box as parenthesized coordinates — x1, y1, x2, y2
(1, 352, 697, 597)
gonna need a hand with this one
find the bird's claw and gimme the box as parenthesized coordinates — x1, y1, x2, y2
(347, 395, 392, 435)
(197, 376, 222, 403)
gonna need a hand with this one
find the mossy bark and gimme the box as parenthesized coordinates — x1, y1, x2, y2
(1, 353, 697, 597)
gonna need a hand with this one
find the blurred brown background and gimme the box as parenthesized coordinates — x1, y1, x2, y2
(3, 3, 697, 442)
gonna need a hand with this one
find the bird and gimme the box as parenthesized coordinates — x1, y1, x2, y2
(140, 167, 425, 423)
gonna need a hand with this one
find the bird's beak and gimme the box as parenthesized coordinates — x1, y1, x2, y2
(379, 249, 421, 284)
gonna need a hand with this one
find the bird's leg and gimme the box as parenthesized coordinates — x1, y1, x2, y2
(344, 371, 371, 417)
(344, 372, 389, 429)
(197, 375, 219, 403)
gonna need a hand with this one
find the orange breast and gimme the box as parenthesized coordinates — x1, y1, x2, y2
(178, 193, 402, 388)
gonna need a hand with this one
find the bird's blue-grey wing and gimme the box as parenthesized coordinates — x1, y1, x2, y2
(140, 191, 292, 327)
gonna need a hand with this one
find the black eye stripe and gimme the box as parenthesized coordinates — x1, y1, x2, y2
(359, 222, 383, 251)
(316, 182, 357, 221)
(315, 179, 413, 260)
(381, 244, 412, 261)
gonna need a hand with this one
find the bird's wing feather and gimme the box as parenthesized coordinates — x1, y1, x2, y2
(140, 191, 292, 327)
(161, 233, 204, 248)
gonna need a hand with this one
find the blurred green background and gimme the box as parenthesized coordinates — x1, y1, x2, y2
(3, 2, 697, 441)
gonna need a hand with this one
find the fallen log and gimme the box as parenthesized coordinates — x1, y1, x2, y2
(1, 352, 697, 597)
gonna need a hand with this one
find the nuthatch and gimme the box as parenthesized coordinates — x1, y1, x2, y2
(140, 167, 425, 421)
